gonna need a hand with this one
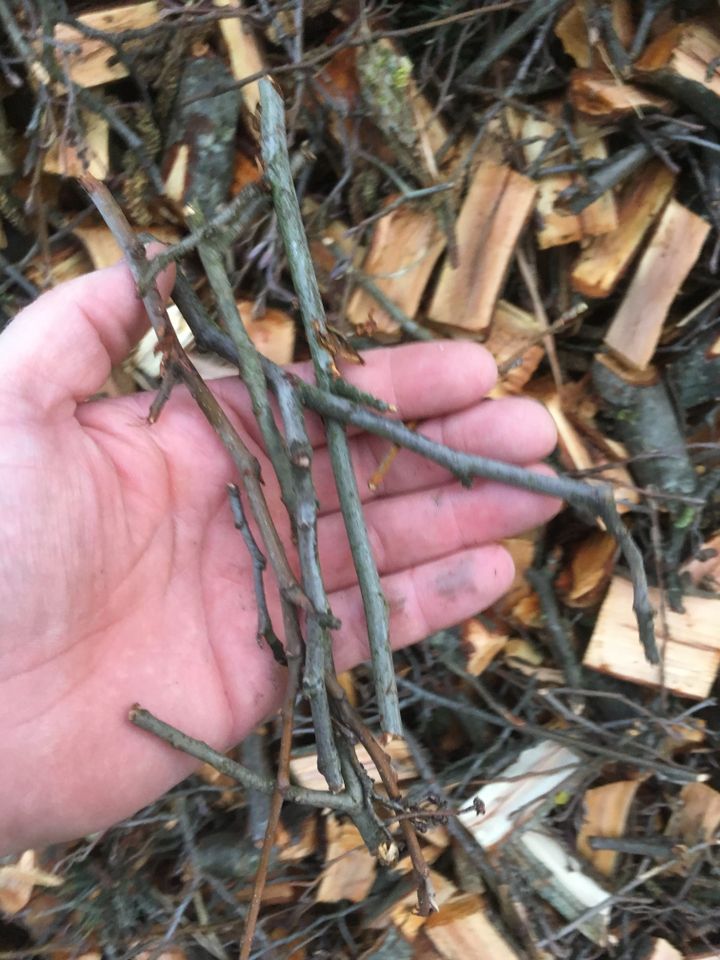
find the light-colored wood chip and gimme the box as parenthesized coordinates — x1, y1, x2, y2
(347, 203, 445, 338)
(559, 530, 618, 608)
(424, 893, 521, 960)
(571, 161, 675, 299)
(43, 112, 109, 179)
(74, 223, 180, 270)
(584, 577, 720, 698)
(681, 532, 720, 592)
(604, 199, 710, 370)
(0, 851, 63, 917)
(236, 300, 296, 365)
(484, 300, 544, 393)
(429, 163, 536, 332)
(570, 70, 672, 118)
(53, 3, 160, 88)
(577, 780, 642, 876)
(555, 0, 633, 68)
(459, 741, 583, 851)
(290, 738, 416, 792)
(636, 21, 720, 98)
(645, 940, 683, 960)
(316, 815, 376, 903)
(214, 0, 264, 117)
(460, 619, 508, 676)
(666, 783, 720, 845)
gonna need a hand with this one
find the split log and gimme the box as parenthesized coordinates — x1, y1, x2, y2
(53, 3, 160, 88)
(428, 163, 536, 332)
(635, 22, 720, 130)
(571, 160, 676, 298)
(584, 577, 720, 698)
(603, 200, 710, 370)
(591, 354, 697, 497)
(570, 69, 672, 119)
(347, 202, 445, 339)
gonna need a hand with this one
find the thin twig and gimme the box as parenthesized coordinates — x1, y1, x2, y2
(259, 78, 403, 736)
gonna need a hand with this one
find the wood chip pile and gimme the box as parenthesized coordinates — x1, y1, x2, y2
(1, 1, 720, 958)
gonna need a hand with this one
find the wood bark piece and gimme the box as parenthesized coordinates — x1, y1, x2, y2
(635, 22, 720, 129)
(163, 57, 241, 215)
(458, 740, 582, 851)
(428, 163, 536, 332)
(584, 577, 720, 698)
(316, 815, 376, 903)
(591, 354, 697, 498)
(570, 69, 672, 118)
(347, 203, 445, 338)
(53, 3, 159, 88)
(576, 780, 641, 876)
(214, 0, 264, 117)
(604, 200, 710, 370)
(423, 893, 521, 960)
(571, 161, 676, 298)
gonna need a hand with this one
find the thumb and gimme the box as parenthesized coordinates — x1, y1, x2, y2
(0, 244, 175, 418)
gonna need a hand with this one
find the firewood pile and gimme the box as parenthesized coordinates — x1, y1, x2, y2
(1, 2, 720, 958)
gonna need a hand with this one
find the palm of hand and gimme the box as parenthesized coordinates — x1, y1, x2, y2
(0, 259, 559, 853)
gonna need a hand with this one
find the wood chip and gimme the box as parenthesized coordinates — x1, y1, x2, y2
(558, 530, 618, 608)
(644, 942, 683, 960)
(423, 893, 521, 960)
(666, 783, 720, 845)
(577, 780, 642, 876)
(584, 577, 720, 698)
(429, 163, 536, 332)
(483, 300, 544, 393)
(460, 619, 508, 676)
(459, 740, 583, 851)
(214, 0, 264, 117)
(53, 3, 160, 88)
(290, 738, 416, 792)
(571, 160, 675, 299)
(680, 532, 720, 592)
(0, 851, 63, 917)
(43, 112, 109, 179)
(316, 815, 376, 903)
(570, 70, 672, 118)
(604, 199, 710, 370)
(347, 202, 445, 338)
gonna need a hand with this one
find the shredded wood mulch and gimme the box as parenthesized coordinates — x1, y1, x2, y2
(1, 2, 720, 959)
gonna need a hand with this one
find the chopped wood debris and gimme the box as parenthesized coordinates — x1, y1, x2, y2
(584, 577, 720, 698)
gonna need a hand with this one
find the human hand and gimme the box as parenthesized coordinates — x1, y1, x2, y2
(0, 254, 560, 853)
